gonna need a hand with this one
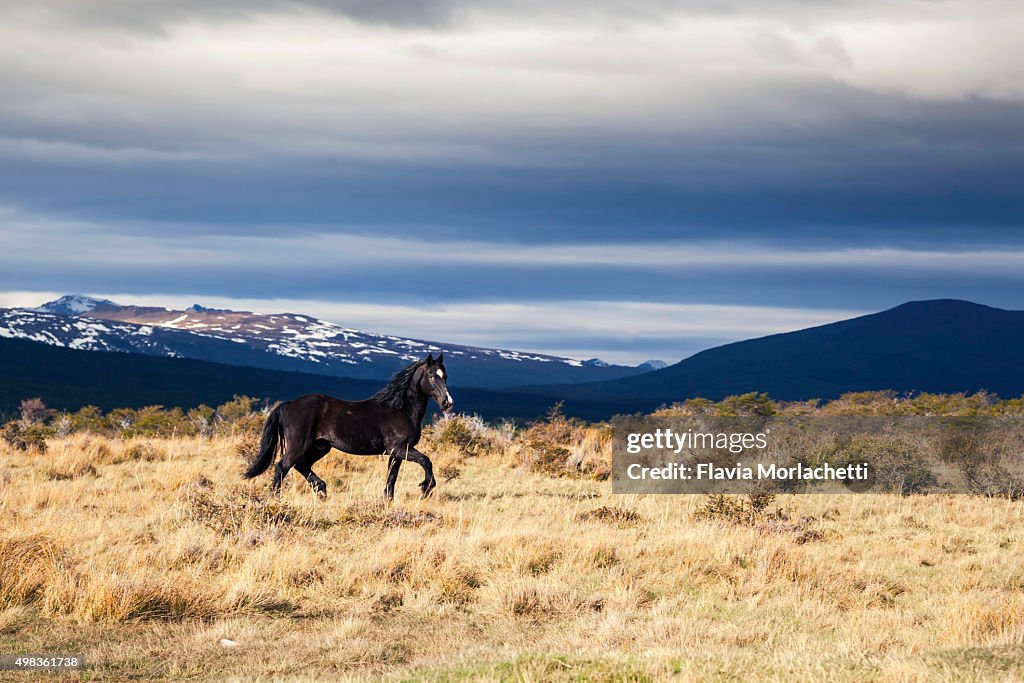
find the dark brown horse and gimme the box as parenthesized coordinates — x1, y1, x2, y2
(243, 353, 453, 499)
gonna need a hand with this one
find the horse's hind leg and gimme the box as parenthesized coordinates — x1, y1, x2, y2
(268, 399, 325, 495)
(384, 453, 402, 500)
(271, 461, 290, 494)
(295, 441, 331, 498)
(294, 463, 327, 498)
(272, 437, 310, 495)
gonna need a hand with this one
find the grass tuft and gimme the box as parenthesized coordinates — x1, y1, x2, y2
(575, 505, 642, 525)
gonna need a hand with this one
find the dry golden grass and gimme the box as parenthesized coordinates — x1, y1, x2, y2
(1, 430, 1024, 681)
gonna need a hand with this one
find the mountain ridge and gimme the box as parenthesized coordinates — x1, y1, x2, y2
(523, 299, 1024, 408)
(6, 297, 1023, 419)
(0, 335, 624, 421)
(4, 295, 649, 389)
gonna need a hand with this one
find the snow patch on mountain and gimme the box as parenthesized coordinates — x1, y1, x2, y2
(1, 296, 650, 387)
(34, 294, 116, 315)
(0, 309, 174, 355)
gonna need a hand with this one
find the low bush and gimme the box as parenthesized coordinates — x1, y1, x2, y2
(693, 493, 783, 526)
(840, 436, 936, 494)
(509, 403, 613, 479)
(428, 412, 507, 456)
(1, 420, 51, 453)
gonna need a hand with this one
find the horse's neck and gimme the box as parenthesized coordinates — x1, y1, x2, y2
(403, 385, 429, 425)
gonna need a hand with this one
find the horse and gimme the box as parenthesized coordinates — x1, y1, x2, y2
(242, 353, 454, 499)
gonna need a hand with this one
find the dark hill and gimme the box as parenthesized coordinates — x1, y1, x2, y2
(526, 300, 1024, 409)
(0, 336, 623, 421)
(5, 300, 1022, 421)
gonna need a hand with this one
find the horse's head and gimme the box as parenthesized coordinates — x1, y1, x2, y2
(419, 353, 453, 412)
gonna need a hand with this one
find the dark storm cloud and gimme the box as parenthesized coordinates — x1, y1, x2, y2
(1, 0, 1019, 236)
(2, 90, 1022, 245)
(1, 0, 1022, 362)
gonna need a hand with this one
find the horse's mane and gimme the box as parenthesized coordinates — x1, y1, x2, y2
(372, 360, 426, 411)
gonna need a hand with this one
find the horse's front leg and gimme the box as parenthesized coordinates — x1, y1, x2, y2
(403, 447, 436, 498)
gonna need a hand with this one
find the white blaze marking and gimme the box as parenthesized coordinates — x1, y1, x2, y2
(436, 369, 444, 378)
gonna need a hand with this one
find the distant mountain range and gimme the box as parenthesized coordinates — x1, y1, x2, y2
(0, 295, 651, 389)
(0, 336, 623, 421)
(2, 298, 1022, 420)
(528, 299, 1024, 409)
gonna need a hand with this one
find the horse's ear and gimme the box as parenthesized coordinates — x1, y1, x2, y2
(437, 352, 444, 364)
(424, 353, 434, 364)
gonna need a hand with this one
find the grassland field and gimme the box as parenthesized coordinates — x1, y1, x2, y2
(2, 414, 1024, 682)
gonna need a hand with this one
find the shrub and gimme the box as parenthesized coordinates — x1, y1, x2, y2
(937, 423, 985, 468)
(186, 404, 216, 437)
(907, 391, 995, 416)
(716, 392, 776, 417)
(819, 391, 902, 416)
(693, 493, 782, 526)
(531, 444, 573, 476)
(524, 402, 581, 444)
(840, 436, 937, 494)
(558, 425, 613, 480)
(126, 405, 187, 438)
(235, 432, 261, 464)
(105, 407, 137, 436)
(70, 405, 106, 434)
(1, 420, 50, 452)
(215, 395, 259, 430)
(228, 411, 266, 438)
(231, 410, 268, 466)
(964, 463, 1024, 500)
(429, 413, 502, 456)
(655, 397, 715, 416)
(19, 398, 55, 425)
(52, 412, 74, 437)
(522, 403, 590, 476)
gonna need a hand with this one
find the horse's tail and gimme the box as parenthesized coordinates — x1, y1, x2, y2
(243, 402, 287, 479)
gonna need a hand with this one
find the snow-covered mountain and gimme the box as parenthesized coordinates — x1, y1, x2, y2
(35, 294, 118, 315)
(2, 295, 648, 388)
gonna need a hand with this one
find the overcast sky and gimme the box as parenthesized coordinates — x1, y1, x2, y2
(0, 1, 1021, 363)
